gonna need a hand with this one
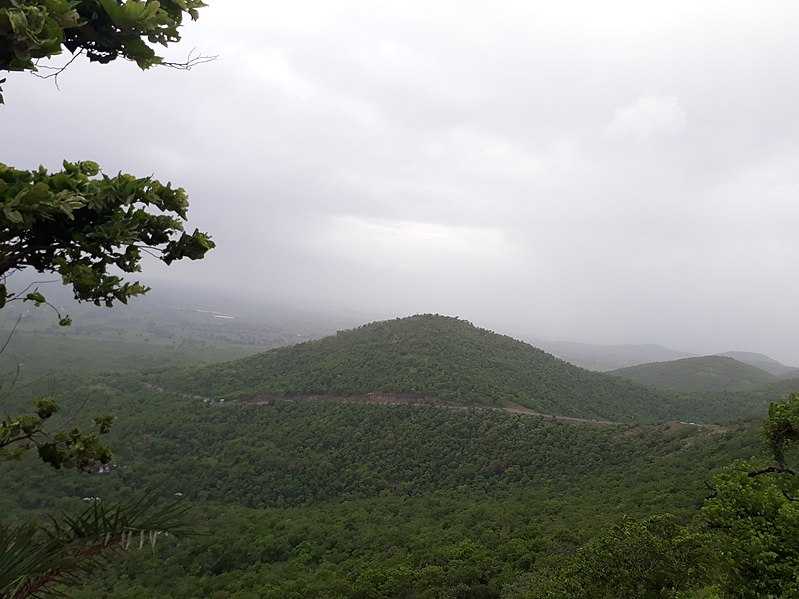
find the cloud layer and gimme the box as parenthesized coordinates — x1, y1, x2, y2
(4, 0, 799, 361)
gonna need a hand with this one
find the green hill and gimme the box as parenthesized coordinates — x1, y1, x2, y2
(684, 375, 799, 413)
(610, 355, 777, 393)
(156, 314, 697, 422)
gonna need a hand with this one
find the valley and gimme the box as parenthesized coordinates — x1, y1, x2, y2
(4, 5, 798, 596)
(3, 311, 794, 597)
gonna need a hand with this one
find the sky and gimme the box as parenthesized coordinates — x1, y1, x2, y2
(3, 0, 799, 362)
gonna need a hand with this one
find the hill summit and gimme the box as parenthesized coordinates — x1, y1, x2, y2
(611, 355, 777, 393)
(157, 314, 684, 422)
(716, 351, 799, 379)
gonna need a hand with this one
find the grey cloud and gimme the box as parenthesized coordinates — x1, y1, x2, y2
(3, 0, 799, 362)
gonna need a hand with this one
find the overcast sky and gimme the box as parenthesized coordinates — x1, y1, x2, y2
(4, 0, 799, 362)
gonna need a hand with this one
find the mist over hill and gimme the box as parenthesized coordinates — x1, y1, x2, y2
(717, 351, 799, 378)
(530, 338, 693, 371)
(611, 355, 778, 393)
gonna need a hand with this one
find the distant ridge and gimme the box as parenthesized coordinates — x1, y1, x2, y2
(530, 338, 693, 371)
(157, 314, 687, 422)
(717, 351, 799, 379)
(610, 355, 777, 393)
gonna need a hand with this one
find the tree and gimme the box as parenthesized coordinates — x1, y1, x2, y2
(0, 159, 214, 469)
(0, 160, 214, 310)
(0, 396, 113, 470)
(1, 0, 213, 475)
(507, 394, 799, 598)
(1, 2, 211, 594)
(701, 392, 799, 598)
(507, 514, 712, 598)
(0, 0, 210, 102)
(0, 490, 191, 598)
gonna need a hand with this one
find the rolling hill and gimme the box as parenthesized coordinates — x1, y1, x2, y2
(610, 355, 777, 393)
(157, 314, 706, 423)
(530, 338, 693, 371)
(717, 351, 799, 378)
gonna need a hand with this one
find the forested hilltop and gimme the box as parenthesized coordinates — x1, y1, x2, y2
(1, 322, 797, 597)
(611, 355, 778, 393)
(156, 314, 688, 422)
(156, 314, 788, 424)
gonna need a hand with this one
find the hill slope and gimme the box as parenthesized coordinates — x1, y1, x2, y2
(157, 314, 697, 422)
(531, 338, 693, 371)
(717, 351, 799, 378)
(610, 355, 777, 393)
(3, 373, 764, 598)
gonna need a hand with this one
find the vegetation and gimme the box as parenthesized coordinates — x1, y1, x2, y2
(1, 2, 211, 593)
(0, 369, 765, 597)
(0, 161, 213, 310)
(667, 376, 799, 425)
(532, 339, 692, 372)
(156, 314, 690, 423)
(157, 315, 792, 424)
(506, 514, 714, 598)
(718, 350, 799, 378)
(0, 0, 211, 473)
(3, 3, 795, 597)
(611, 355, 778, 393)
(512, 392, 799, 598)
(1, 331, 797, 597)
(0, 0, 207, 102)
(0, 329, 260, 383)
(1, 491, 190, 598)
(0, 395, 112, 471)
(0, 161, 214, 471)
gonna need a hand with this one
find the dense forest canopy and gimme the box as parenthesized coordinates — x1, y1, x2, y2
(611, 355, 778, 393)
(156, 315, 681, 422)
(155, 314, 786, 424)
(0, 367, 776, 597)
(2, 306, 798, 597)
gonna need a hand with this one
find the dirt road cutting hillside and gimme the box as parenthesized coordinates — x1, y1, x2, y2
(144, 383, 725, 431)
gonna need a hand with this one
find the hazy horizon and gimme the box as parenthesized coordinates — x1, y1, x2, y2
(4, 0, 799, 363)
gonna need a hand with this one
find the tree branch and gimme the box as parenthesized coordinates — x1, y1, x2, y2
(161, 48, 218, 70)
(748, 465, 796, 478)
(32, 50, 86, 90)
(0, 313, 22, 356)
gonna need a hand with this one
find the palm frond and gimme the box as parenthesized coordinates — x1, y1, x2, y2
(1, 489, 192, 599)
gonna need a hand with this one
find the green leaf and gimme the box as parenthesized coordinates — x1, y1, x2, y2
(24, 291, 46, 305)
(34, 398, 59, 420)
(4, 208, 23, 223)
(6, 9, 28, 34)
(0, 161, 212, 317)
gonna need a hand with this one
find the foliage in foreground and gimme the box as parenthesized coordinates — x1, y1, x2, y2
(0, 396, 112, 470)
(0, 160, 214, 310)
(0, 159, 213, 473)
(505, 514, 714, 598)
(0, 490, 190, 598)
(0, 0, 206, 101)
(512, 393, 799, 598)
